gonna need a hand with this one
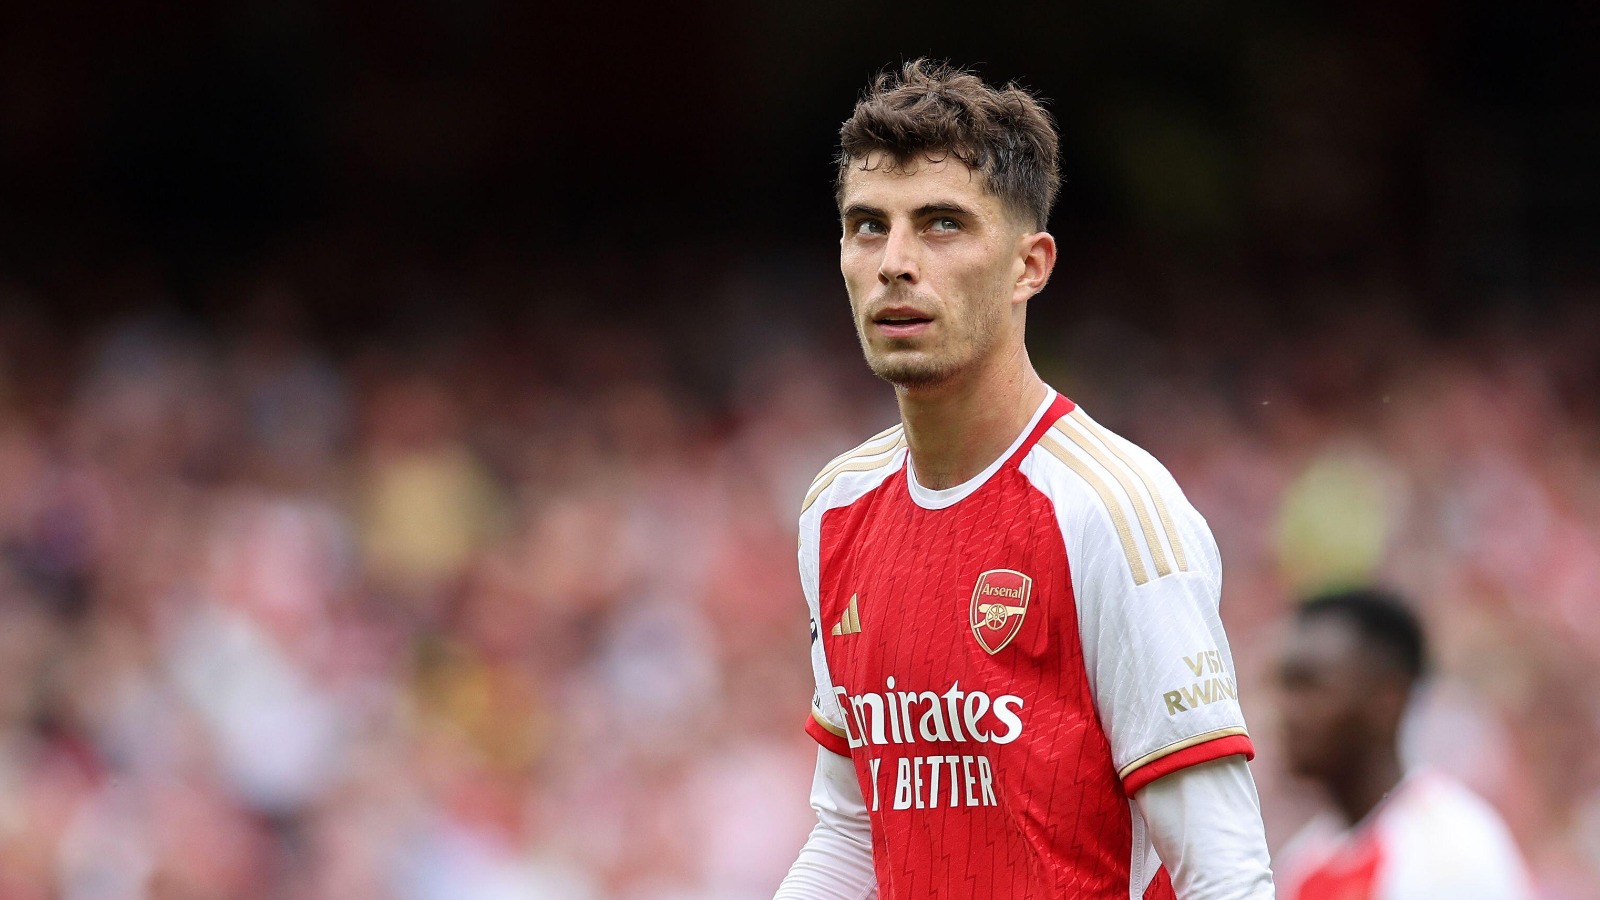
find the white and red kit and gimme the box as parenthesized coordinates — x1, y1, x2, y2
(1274, 770, 1534, 900)
(793, 389, 1262, 899)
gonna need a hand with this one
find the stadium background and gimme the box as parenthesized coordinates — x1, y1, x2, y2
(0, 1, 1595, 897)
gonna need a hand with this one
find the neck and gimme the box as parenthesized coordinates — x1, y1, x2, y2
(897, 342, 1046, 490)
(1326, 743, 1405, 826)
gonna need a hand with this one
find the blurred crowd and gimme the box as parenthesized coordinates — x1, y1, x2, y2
(0, 0, 1588, 895)
(0, 276, 1595, 900)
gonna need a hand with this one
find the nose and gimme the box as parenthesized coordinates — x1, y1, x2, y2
(878, 226, 919, 285)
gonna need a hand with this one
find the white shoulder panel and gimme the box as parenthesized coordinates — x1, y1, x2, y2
(1020, 407, 1248, 782)
(1380, 774, 1534, 900)
(798, 424, 908, 736)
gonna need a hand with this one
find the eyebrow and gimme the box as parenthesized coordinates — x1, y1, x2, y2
(839, 202, 978, 221)
(840, 203, 885, 221)
(912, 202, 977, 219)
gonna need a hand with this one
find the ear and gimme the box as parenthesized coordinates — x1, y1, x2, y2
(1013, 230, 1056, 305)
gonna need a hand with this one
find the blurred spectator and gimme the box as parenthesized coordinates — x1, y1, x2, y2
(0, 0, 1588, 894)
(0, 275, 1592, 898)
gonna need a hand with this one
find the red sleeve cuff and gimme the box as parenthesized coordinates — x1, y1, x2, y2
(1122, 733, 1254, 795)
(805, 711, 852, 757)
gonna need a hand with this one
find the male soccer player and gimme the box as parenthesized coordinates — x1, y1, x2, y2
(774, 60, 1274, 900)
(1272, 588, 1534, 899)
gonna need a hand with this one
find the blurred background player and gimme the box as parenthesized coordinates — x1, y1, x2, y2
(1273, 588, 1535, 899)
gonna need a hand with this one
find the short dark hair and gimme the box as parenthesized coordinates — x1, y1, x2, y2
(1298, 587, 1428, 681)
(836, 59, 1061, 231)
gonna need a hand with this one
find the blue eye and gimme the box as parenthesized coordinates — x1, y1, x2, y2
(930, 217, 960, 231)
(856, 220, 886, 235)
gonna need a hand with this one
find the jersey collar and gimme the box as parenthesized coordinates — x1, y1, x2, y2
(906, 387, 1059, 511)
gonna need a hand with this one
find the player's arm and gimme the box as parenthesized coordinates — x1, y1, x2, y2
(774, 747, 877, 900)
(1056, 450, 1274, 899)
(1135, 756, 1274, 900)
(778, 501, 878, 899)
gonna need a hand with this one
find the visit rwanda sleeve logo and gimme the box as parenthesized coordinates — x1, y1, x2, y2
(969, 569, 1032, 655)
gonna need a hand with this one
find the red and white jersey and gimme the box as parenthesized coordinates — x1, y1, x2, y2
(1274, 771, 1534, 900)
(799, 389, 1255, 899)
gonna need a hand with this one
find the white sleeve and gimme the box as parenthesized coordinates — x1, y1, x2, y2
(1134, 756, 1275, 900)
(774, 748, 878, 900)
(1031, 418, 1255, 794)
(800, 501, 853, 755)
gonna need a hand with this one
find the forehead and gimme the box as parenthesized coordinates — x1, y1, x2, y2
(839, 152, 998, 212)
(1281, 615, 1368, 672)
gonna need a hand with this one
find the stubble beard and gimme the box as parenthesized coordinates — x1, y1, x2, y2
(857, 300, 1003, 390)
(866, 343, 956, 388)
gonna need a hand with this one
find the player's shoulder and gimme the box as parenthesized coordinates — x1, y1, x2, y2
(1382, 771, 1533, 896)
(1391, 771, 1517, 841)
(1021, 403, 1215, 584)
(1026, 405, 1188, 506)
(800, 421, 907, 518)
(1272, 810, 1352, 891)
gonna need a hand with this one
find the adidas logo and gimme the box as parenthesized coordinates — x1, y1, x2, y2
(831, 594, 863, 636)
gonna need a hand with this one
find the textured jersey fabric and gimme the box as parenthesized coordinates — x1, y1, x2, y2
(798, 389, 1254, 899)
(1274, 771, 1533, 900)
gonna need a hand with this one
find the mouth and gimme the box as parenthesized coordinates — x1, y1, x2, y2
(871, 307, 934, 338)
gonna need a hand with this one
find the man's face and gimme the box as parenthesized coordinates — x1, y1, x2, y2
(1276, 616, 1401, 781)
(838, 154, 1036, 389)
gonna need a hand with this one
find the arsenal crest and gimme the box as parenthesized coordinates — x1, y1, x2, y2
(969, 569, 1032, 655)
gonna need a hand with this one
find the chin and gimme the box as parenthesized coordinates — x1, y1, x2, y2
(868, 355, 955, 388)
(1284, 756, 1334, 783)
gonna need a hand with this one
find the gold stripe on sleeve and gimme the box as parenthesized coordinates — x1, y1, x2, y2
(811, 424, 903, 487)
(1054, 420, 1172, 578)
(1038, 433, 1149, 585)
(1117, 726, 1249, 779)
(1069, 409, 1188, 572)
(811, 706, 848, 738)
(801, 435, 906, 513)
